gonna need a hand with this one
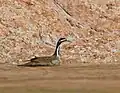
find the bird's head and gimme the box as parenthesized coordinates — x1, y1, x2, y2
(57, 37, 71, 45)
(54, 37, 73, 57)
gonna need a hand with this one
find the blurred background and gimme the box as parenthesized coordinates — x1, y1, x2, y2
(0, 0, 120, 65)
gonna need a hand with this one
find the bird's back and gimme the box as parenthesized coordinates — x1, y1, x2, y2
(18, 55, 60, 67)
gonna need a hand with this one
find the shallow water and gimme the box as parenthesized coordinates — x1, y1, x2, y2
(0, 64, 120, 93)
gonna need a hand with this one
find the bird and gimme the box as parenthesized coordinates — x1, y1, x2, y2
(17, 38, 71, 67)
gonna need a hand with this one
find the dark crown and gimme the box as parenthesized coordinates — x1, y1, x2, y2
(58, 38, 67, 44)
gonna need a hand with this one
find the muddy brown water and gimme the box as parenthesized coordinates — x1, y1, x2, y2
(0, 64, 120, 93)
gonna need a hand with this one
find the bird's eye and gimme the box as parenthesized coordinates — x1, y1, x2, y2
(60, 39, 66, 42)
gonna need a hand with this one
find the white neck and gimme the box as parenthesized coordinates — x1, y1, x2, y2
(56, 46, 60, 57)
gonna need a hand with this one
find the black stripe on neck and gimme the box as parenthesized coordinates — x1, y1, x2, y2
(53, 41, 61, 57)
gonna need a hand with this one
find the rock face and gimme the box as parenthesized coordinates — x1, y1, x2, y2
(0, 0, 120, 65)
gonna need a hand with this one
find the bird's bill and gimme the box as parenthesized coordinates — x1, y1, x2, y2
(66, 36, 74, 42)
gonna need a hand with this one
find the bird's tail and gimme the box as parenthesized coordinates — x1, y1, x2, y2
(17, 60, 30, 66)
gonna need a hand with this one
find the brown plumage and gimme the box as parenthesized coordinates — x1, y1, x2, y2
(18, 38, 70, 67)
